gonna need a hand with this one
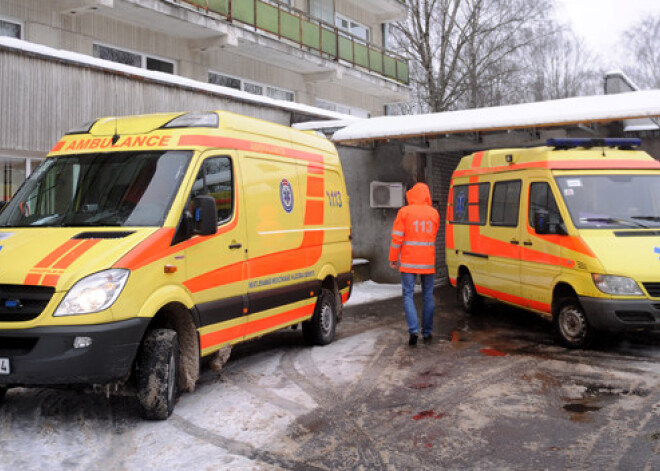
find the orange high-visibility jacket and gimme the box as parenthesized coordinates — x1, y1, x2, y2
(389, 183, 440, 274)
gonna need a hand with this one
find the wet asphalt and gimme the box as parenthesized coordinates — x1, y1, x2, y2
(3, 285, 660, 470)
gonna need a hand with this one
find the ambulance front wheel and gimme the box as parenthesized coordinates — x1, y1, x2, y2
(555, 299, 593, 349)
(458, 272, 482, 314)
(135, 328, 180, 420)
(303, 288, 337, 346)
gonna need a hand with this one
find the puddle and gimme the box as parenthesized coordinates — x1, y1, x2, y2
(563, 403, 601, 413)
(412, 410, 445, 421)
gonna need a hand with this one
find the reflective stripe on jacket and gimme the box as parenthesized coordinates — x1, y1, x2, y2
(389, 183, 440, 274)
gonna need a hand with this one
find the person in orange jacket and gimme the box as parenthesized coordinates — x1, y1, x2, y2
(389, 182, 440, 346)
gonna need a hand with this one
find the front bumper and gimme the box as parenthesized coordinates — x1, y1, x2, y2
(579, 296, 660, 333)
(0, 318, 150, 387)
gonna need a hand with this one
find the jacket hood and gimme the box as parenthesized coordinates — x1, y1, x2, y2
(406, 183, 432, 206)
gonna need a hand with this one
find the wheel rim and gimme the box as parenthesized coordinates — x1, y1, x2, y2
(320, 303, 333, 336)
(461, 281, 472, 307)
(167, 351, 176, 405)
(559, 306, 587, 343)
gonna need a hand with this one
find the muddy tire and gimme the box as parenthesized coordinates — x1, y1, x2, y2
(303, 288, 337, 346)
(458, 272, 482, 314)
(135, 329, 179, 420)
(554, 298, 593, 349)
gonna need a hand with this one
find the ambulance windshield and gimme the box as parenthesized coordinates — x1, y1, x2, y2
(555, 174, 660, 229)
(0, 150, 191, 227)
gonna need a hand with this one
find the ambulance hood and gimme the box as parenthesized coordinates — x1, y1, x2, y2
(406, 183, 432, 206)
(580, 231, 660, 281)
(0, 228, 158, 290)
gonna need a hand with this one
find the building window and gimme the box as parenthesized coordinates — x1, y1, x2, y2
(335, 14, 370, 42)
(316, 99, 369, 118)
(209, 72, 295, 102)
(0, 18, 22, 39)
(208, 72, 241, 90)
(308, 0, 333, 23)
(93, 43, 175, 74)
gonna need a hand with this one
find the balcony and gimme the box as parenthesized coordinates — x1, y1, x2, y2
(180, 0, 409, 85)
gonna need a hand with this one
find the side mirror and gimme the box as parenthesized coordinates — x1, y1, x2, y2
(534, 209, 549, 235)
(193, 195, 217, 236)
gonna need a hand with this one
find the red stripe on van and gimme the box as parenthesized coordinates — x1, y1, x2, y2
(304, 200, 324, 225)
(200, 303, 314, 350)
(184, 262, 246, 293)
(453, 159, 660, 178)
(476, 285, 551, 314)
(307, 175, 324, 197)
(178, 135, 324, 164)
(52, 239, 100, 269)
(34, 240, 81, 269)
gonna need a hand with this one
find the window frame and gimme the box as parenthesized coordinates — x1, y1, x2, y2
(334, 13, 370, 43)
(490, 179, 522, 227)
(191, 155, 235, 227)
(450, 182, 490, 226)
(208, 71, 295, 102)
(92, 42, 176, 74)
(0, 16, 23, 39)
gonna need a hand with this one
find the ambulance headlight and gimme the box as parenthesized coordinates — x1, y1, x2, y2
(54, 269, 130, 316)
(592, 274, 643, 296)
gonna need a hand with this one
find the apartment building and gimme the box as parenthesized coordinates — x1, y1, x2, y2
(0, 0, 408, 116)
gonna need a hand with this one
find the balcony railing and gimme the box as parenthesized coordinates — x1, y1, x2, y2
(180, 0, 409, 85)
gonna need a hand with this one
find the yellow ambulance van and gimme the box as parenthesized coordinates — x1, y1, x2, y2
(0, 110, 352, 419)
(446, 138, 660, 348)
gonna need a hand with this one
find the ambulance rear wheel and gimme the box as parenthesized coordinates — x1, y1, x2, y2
(303, 288, 337, 346)
(458, 273, 482, 314)
(0, 387, 6, 404)
(135, 328, 180, 420)
(555, 299, 593, 349)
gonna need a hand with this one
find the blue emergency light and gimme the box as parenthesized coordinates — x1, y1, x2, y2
(547, 138, 642, 149)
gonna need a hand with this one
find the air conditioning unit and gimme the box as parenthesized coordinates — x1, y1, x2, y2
(370, 181, 404, 208)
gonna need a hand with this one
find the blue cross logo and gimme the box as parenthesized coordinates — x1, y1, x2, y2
(456, 191, 466, 219)
(655, 247, 660, 260)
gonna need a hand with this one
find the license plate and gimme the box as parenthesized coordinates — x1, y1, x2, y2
(0, 358, 9, 375)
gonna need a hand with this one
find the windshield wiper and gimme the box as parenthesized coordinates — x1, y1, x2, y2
(580, 217, 648, 228)
(631, 216, 660, 222)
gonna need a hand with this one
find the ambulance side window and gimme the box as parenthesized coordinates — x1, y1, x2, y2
(490, 180, 521, 227)
(451, 183, 489, 225)
(191, 157, 233, 224)
(529, 182, 563, 233)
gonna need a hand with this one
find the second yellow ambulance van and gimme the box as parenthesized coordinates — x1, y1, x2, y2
(447, 138, 660, 348)
(0, 110, 352, 419)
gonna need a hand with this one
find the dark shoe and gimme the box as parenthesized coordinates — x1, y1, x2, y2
(423, 334, 433, 344)
(409, 334, 418, 346)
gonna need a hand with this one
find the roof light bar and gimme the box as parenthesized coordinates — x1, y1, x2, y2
(547, 138, 642, 150)
(162, 112, 219, 129)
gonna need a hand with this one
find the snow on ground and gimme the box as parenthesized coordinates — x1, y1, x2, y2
(345, 280, 419, 307)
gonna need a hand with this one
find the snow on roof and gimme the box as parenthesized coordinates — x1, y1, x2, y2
(0, 36, 353, 122)
(332, 90, 660, 144)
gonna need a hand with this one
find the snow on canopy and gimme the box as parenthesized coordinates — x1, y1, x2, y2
(332, 90, 660, 144)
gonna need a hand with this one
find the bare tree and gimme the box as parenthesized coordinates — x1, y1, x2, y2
(519, 28, 602, 102)
(620, 15, 660, 89)
(390, 0, 557, 113)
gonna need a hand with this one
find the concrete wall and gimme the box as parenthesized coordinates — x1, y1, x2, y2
(338, 142, 429, 283)
(0, 44, 294, 157)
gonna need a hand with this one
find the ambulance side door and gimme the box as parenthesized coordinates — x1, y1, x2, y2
(484, 178, 522, 298)
(520, 178, 565, 314)
(183, 152, 249, 353)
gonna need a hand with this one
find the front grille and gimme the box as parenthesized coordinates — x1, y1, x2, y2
(0, 336, 38, 355)
(643, 283, 660, 298)
(615, 311, 656, 323)
(0, 285, 55, 322)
